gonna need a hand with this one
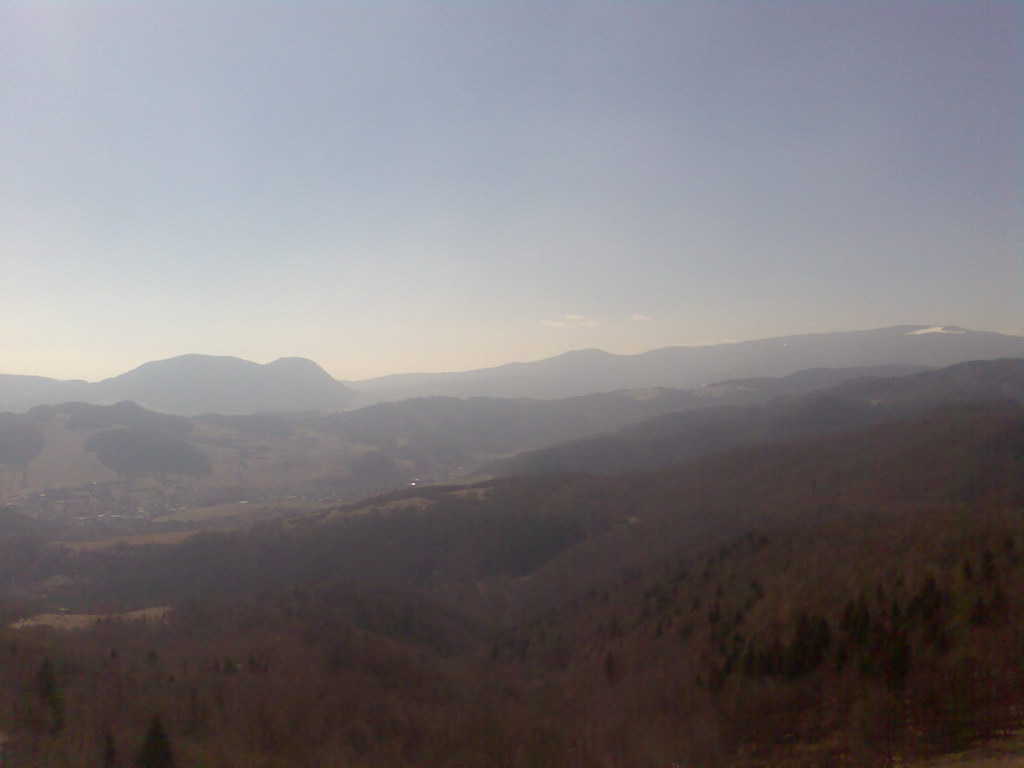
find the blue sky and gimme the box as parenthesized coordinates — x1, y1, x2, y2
(2, 1, 1020, 381)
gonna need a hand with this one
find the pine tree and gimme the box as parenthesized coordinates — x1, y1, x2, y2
(36, 657, 65, 733)
(603, 651, 616, 681)
(137, 714, 175, 768)
(102, 729, 118, 768)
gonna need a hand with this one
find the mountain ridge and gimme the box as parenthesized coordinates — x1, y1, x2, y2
(2, 325, 1022, 413)
(490, 357, 1024, 477)
(0, 354, 355, 415)
(345, 325, 1024, 401)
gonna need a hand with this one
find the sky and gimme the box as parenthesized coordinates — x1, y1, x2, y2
(2, 1, 1021, 382)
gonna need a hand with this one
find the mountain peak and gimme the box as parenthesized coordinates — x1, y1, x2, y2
(79, 354, 353, 415)
(555, 348, 614, 360)
(905, 325, 969, 335)
(267, 356, 330, 372)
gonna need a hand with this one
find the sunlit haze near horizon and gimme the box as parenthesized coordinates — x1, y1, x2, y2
(2, 1, 1021, 382)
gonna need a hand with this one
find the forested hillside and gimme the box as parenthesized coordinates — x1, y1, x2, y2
(0, 402, 1020, 766)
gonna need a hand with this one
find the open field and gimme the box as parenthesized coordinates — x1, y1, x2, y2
(10, 605, 170, 630)
(154, 499, 331, 523)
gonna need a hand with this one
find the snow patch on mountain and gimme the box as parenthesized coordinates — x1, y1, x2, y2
(907, 326, 967, 335)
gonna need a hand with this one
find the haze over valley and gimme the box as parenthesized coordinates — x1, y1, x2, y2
(1, 1, 1021, 766)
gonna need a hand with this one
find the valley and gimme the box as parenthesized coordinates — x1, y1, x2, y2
(0, 345, 1021, 766)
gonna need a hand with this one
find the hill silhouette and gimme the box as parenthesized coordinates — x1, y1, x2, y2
(347, 325, 1024, 401)
(0, 355, 355, 415)
(2, 325, 1021, 413)
(298, 364, 923, 472)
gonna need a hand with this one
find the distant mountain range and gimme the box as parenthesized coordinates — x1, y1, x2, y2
(1, 325, 1022, 414)
(347, 325, 1024, 401)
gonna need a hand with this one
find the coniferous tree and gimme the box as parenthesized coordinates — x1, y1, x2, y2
(102, 729, 118, 768)
(603, 651, 616, 681)
(36, 657, 64, 733)
(137, 714, 175, 768)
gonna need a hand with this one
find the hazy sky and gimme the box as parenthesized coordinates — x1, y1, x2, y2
(2, 1, 1021, 381)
